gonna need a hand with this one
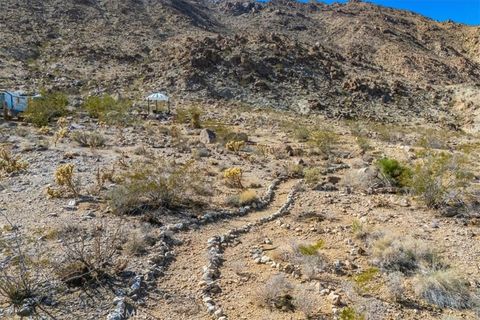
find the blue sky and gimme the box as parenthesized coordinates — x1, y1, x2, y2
(318, 0, 480, 25)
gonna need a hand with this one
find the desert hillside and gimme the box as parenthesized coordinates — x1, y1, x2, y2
(1, 0, 479, 124)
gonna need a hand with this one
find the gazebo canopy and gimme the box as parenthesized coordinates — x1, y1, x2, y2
(146, 92, 169, 102)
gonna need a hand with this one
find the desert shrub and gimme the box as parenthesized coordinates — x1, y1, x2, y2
(351, 219, 370, 240)
(83, 95, 131, 125)
(285, 163, 305, 178)
(294, 127, 311, 142)
(376, 157, 411, 187)
(223, 167, 243, 188)
(414, 270, 477, 309)
(109, 160, 207, 215)
(124, 232, 149, 256)
(58, 224, 125, 284)
(47, 163, 79, 197)
(175, 106, 202, 128)
(0, 216, 50, 314)
(307, 130, 339, 156)
(275, 241, 328, 279)
(254, 275, 295, 311)
(71, 131, 106, 148)
(386, 271, 405, 302)
(303, 167, 321, 186)
(339, 307, 365, 320)
(24, 91, 68, 127)
(356, 136, 372, 153)
(294, 288, 320, 319)
(371, 235, 443, 274)
(0, 147, 28, 174)
(405, 152, 473, 209)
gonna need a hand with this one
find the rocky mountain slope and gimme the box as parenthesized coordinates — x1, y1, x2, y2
(1, 0, 479, 124)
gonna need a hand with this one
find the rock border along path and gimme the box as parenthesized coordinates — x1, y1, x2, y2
(108, 178, 292, 319)
(201, 181, 302, 320)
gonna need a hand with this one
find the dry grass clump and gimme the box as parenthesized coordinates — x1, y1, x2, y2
(414, 270, 477, 309)
(123, 231, 155, 256)
(109, 160, 208, 215)
(254, 275, 295, 312)
(0, 147, 28, 174)
(71, 131, 106, 148)
(0, 217, 49, 314)
(226, 189, 258, 207)
(371, 234, 443, 274)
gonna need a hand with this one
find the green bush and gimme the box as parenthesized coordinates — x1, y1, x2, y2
(376, 157, 411, 187)
(405, 152, 472, 209)
(71, 131, 106, 148)
(307, 130, 338, 156)
(82, 95, 131, 125)
(24, 91, 68, 127)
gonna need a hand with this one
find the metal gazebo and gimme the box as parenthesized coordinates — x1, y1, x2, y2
(146, 92, 170, 114)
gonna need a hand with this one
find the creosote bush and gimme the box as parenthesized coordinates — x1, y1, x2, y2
(109, 160, 207, 215)
(24, 91, 68, 127)
(307, 130, 339, 156)
(405, 152, 473, 209)
(376, 157, 411, 187)
(83, 95, 131, 125)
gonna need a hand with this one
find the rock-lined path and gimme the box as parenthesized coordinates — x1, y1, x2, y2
(149, 179, 300, 320)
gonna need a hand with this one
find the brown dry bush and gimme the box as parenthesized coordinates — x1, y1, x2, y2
(109, 160, 209, 215)
(57, 224, 125, 286)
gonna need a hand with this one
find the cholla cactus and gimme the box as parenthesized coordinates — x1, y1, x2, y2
(38, 126, 51, 135)
(0, 147, 29, 174)
(224, 167, 243, 188)
(53, 127, 68, 146)
(226, 140, 245, 153)
(57, 117, 69, 128)
(54, 163, 78, 196)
